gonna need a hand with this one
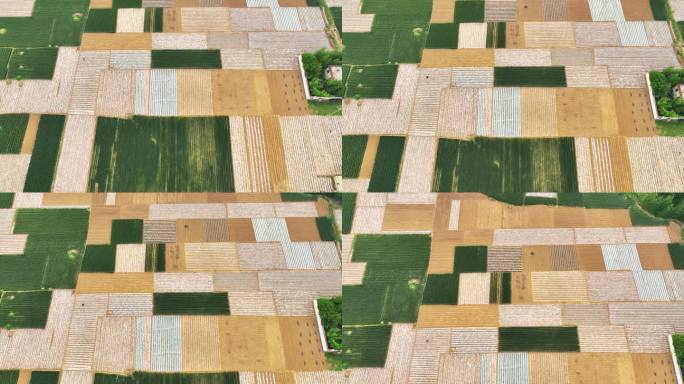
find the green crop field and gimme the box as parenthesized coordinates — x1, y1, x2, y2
(29, 371, 60, 384)
(494, 66, 567, 87)
(0, 0, 90, 47)
(498, 326, 580, 352)
(669, 243, 684, 269)
(650, 0, 668, 20)
(344, 65, 398, 99)
(425, 23, 459, 49)
(489, 272, 511, 304)
(342, 135, 368, 178)
(23, 115, 65, 192)
(0, 114, 28, 154)
(7, 48, 59, 80)
(151, 50, 222, 69)
(81, 245, 116, 273)
(454, 0, 485, 22)
(316, 217, 337, 241)
(341, 193, 356, 234)
(88, 116, 235, 192)
(0, 371, 19, 384)
(84, 8, 117, 33)
(368, 136, 405, 192)
(144, 8, 164, 32)
(0, 48, 11, 78)
(455, 246, 487, 273)
(422, 274, 458, 304)
(153, 292, 230, 315)
(0, 290, 52, 329)
(0, 193, 13, 208)
(145, 244, 166, 272)
(340, 325, 392, 367)
(486, 22, 506, 48)
(94, 372, 240, 384)
(433, 137, 579, 193)
(344, 234, 431, 325)
(111, 219, 143, 244)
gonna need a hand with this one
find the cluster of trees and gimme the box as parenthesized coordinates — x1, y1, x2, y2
(674, 334, 684, 372)
(317, 296, 342, 350)
(630, 193, 684, 222)
(302, 49, 344, 98)
(650, 67, 684, 117)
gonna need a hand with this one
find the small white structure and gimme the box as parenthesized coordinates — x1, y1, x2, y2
(674, 84, 684, 98)
(325, 65, 343, 81)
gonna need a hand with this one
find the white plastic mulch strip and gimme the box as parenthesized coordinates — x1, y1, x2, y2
(282, 242, 317, 270)
(272, 7, 303, 31)
(252, 217, 290, 242)
(601, 244, 642, 271)
(246, 0, 278, 7)
(238, 243, 287, 270)
(111, 50, 151, 69)
(477, 88, 493, 136)
(451, 67, 494, 88)
(108, 293, 153, 316)
(52, 115, 97, 192)
(492, 87, 521, 137)
(448, 200, 460, 230)
(115, 243, 147, 272)
(148, 203, 227, 220)
(0, 234, 27, 255)
(497, 352, 529, 384)
(151, 315, 182, 372)
(588, 0, 625, 22)
(616, 21, 650, 47)
(310, 242, 341, 269)
(645, 21, 674, 46)
(633, 270, 670, 301)
(149, 69, 177, 116)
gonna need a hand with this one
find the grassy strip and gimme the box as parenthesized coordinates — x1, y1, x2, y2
(308, 100, 342, 115)
(151, 50, 221, 69)
(0, 290, 52, 329)
(342, 135, 368, 178)
(81, 245, 116, 273)
(153, 292, 230, 315)
(657, 120, 684, 136)
(341, 193, 356, 234)
(144, 8, 164, 33)
(674, 334, 684, 373)
(95, 372, 240, 384)
(669, 243, 684, 269)
(344, 65, 398, 99)
(88, 116, 235, 192)
(368, 136, 405, 192)
(0, 114, 29, 154)
(340, 325, 391, 367)
(23, 115, 64, 192)
(489, 272, 511, 304)
(494, 66, 567, 87)
(499, 326, 580, 352)
(426, 23, 459, 49)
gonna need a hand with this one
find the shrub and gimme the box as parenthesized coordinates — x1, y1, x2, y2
(318, 296, 342, 350)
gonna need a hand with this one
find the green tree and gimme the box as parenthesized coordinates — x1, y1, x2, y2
(674, 97, 684, 116)
(302, 52, 322, 81)
(650, 71, 671, 99)
(324, 78, 344, 97)
(657, 96, 676, 117)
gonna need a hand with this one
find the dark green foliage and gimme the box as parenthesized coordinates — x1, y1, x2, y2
(84, 8, 117, 33)
(302, 49, 344, 97)
(151, 50, 222, 69)
(490, 272, 511, 304)
(555, 193, 632, 209)
(316, 217, 337, 241)
(342, 135, 368, 178)
(650, 0, 669, 20)
(650, 68, 684, 117)
(486, 22, 506, 48)
(280, 193, 319, 202)
(145, 243, 166, 272)
(307, 0, 321, 5)
(29, 371, 59, 384)
(344, 234, 431, 325)
(341, 193, 356, 234)
(368, 136, 405, 192)
(81, 245, 116, 273)
(674, 334, 684, 371)
(425, 23, 458, 49)
(494, 66, 567, 87)
(0, 193, 13, 208)
(524, 196, 557, 206)
(143, 8, 164, 33)
(23, 115, 65, 192)
(0, 0, 90, 47)
(88, 116, 235, 192)
(318, 296, 342, 350)
(0, 114, 29, 154)
(111, 219, 143, 244)
(153, 292, 230, 315)
(498, 326, 580, 352)
(0, 48, 11, 78)
(308, 99, 342, 115)
(0, 290, 52, 329)
(454, 246, 487, 273)
(454, 0, 485, 22)
(0, 371, 19, 384)
(669, 243, 684, 269)
(340, 325, 391, 367)
(330, 6, 342, 32)
(421, 274, 458, 304)
(629, 206, 670, 226)
(433, 137, 579, 193)
(344, 65, 398, 99)
(7, 48, 60, 79)
(94, 372, 239, 384)
(113, 0, 142, 8)
(630, 193, 684, 222)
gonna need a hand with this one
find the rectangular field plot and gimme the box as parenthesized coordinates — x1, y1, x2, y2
(87, 116, 235, 192)
(340, 324, 392, 367)
(23, 114, 65, 192)
(498, 326, 580, 352)
(433, 137, 579, 193)
(153, 292, 230, 315)
(0, 290, 52, 329)
(367, 136, 405, 192)
(5, 47, 59, 80)
(494, 66, 567, 87)
(0, 114, 29, 154)
(344, 65, 398, 99)
(151, 49, 222, 69)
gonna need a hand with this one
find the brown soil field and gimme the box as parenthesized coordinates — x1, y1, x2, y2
(636, 244, 674, 270)
(523, 246, 551, 272)
(382, 204, 436, 231)
(279, 317, 327, 371)
(529, 353, 569, 384)
(203, 220, 230, 242)
(223, 0, 247, 6)
(218, 316, 287, 371)
(163, 9, 180, 32)
(511, 271, 533, 304)
(228, 218, 257, 242)
(607, 137, 634, 192)
(668, 222, 682, 242)
(421, 49, 495, 67)
(165, 243, 183, 272)
(315, 197, 328, 217)
(177, 70, 213, 116)
(286, 217, 321, 242)
(631, 353, 677, 384)
(358, 135, 379, 179)
(517, 0, 543, 21)
(182, 316, 222, 371)
(621, 0, 655, 21)
(567, 353, 636, 384)
(43, 192, 107, 206)
(416, 304, 499, 328)
(267, 71, 309, 116)
(552, 207, 586, 228)
(263, 116, 289, 191)
(550, 246, 579, 271)
(20, 114, 40, 155)
(75, 272, 154, 293)
(212, 70, 273, 116)
(233, 193, 282, 203)
(431, 0, 456, 23)
(87, 207, 121, 244)
(278, 0, 307, 6)
(583, 207, 631, 227)
(455, 229, 494, 246)
(565, 0, 592, 21)
(614, 89, 656, 137)
(431, 193, 460, 232)
(506, 22, 525, 48)
(429, 237, 458, 273)
(555, 88, 619, 137)
(90, 0, 113, 8)
(173, 0, 200, 7)
(521, 88, 557, 137)
(80, 33, 152, 50)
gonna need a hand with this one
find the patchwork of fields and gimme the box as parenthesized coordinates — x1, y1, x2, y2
(341, 192, 684, 383)
(0, 192, 342, 383)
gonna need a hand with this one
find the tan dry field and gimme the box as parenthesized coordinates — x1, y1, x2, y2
(219, 316, 288, 371)
(565, 0, 592, 21)
(75, 272, 154, 293)
(163, 9, 181, 33)
(182, 316, 222, 371)
(228, 218, 257, 241)
(262, 116, 289, 191)
(521, 88, 557, 137)
(555, 88, 619, 137)
(529, 353, 570, 384)
(358, 135, 379, 179)
(382, 204, 436, 232)
(613, 89, 656, 137)
(278, 0, 308, 6)
(621, 0, 655, 21)
(506, 22, 525, 48)
(523, 246, 552, 272)
(267, 70, 309, 116)
(431, 0, 456, 23)
(80, 33, 152, 50)
(421, 49, 495, 67)
(20, 114, 40, 155)
(177, 69, 214, 116)
(607, 137, 635, 192)
(417, 305, 499, 328)
(576, 245, 606, 271)
(211, 70, 272, 115)
(567, 353, 636, 384)
(511, 271, 534, 303)
(286, 217, 321, 241)
(636, 243, 674, 270)
(279, 317, 327, 371)
(86, 206, 149, 244)
(631, 353, 677, 384)
(516, 0, 544, 22)
(89, 0, 113, 8)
